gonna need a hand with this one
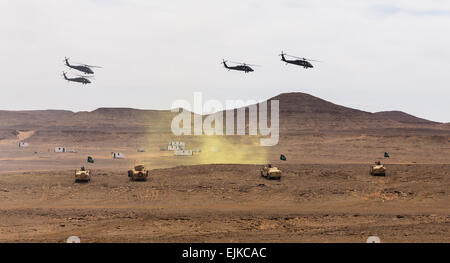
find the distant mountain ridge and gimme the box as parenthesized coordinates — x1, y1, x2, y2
(0, 92, 448, 142)
(374, 111, 440, 125)
(267, 93, 401, 132)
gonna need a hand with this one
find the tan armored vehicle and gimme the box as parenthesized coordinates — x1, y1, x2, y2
(75, 167, 91, 182)
(370, 161, 386, 176)
(261, 164, 282, 180)
(128, 164, 149, 181)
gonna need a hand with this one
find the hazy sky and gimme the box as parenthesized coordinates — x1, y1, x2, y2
(1, 0, 449, 122)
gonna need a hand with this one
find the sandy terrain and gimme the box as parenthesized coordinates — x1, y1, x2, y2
(0, 92, 449, 242)
(0, 164, 448, 242)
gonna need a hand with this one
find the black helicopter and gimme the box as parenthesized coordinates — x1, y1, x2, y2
(222, 59, 259, 73)
(64, 57, 102, 74)
(279, 52, 321, 69)
(62, 72, 92, 85)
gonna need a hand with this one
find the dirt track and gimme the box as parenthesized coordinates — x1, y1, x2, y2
(1, 164, 448, 242)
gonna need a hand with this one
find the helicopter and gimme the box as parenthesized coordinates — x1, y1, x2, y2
(279, 52, 321, 69)
(62, 72, 93, 85)
(64, 57, 102, 74)
(222, 59, 259, 73)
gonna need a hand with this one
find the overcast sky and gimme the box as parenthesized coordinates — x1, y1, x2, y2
(1, 0, 449, 122)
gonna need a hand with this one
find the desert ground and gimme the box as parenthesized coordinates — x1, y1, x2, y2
(0, 93, 449, 242)
(0, 164, 449, 242)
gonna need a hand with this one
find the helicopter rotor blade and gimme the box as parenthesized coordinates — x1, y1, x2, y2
(284, 53, 323, 62)
(245, 63, 261, 67)
(76, 74, 95, 79)
(84, 65, 103, 68)
(242, 62, 261, 67)
(284, 54, 323, 62)
(305, 58, 322, 62)
(72, 62, 103, 68)
(228, 61, 261, 67)
(284, 54, 303, 59)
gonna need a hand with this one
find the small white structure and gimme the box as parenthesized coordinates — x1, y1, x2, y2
(167, 141, 185, 151)
(18, 142, 29, 148)
(112, 152, 126, 159)
(55, 147, 66, 153)
(174, 149, 193, 156)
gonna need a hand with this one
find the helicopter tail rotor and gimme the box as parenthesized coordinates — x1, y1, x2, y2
(63, 57, 70, 66)
(221, 59, 229, 68)
(279, 51, 287, 61)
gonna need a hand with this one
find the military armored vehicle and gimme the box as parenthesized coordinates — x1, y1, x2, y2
(260, 164, 282, 180)
(75, 167, 91, 182)
(370, 161, 386, 176)
(128, 164, 149, 181)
